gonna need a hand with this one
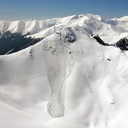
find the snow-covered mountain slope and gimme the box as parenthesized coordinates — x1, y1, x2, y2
(0, 14, 128, 40)
(112, 16, 128, 27)
(0, 14, 128, 128)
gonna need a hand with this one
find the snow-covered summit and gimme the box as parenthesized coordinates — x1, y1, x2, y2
(0, 14, 127, 40)
(113, 16, 128, 21)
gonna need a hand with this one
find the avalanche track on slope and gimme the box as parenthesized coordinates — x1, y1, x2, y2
(42, 28, 75, 117)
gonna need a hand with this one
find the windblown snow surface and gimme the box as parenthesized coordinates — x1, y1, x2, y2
(0, 14, 128, 128)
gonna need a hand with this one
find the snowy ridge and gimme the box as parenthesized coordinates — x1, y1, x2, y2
(0, 14, 128, 128)
(0, 14, 128, 40)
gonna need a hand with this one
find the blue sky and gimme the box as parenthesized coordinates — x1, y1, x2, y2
(0, 0, 127, 20)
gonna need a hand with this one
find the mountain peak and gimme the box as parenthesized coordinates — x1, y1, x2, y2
(0, 13, 127, 39)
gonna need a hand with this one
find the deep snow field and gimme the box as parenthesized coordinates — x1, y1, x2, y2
(0, 14, 128, 128)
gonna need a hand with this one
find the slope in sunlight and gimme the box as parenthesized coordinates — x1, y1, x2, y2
(0, 13, 127, 39)
(0, 14, 128, 128)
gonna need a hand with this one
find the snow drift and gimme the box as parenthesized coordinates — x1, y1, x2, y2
(0, 14, 128, 128)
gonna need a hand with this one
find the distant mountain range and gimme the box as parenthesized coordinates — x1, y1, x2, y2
(0, 14, 128, 38)
(0, 14, 127, 55)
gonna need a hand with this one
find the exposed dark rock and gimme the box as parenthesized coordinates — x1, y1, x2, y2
(107, 58, 111, 61)
(92, 34, 128, 51)
(115, 37, 128, 50)
(92, 34, 109, 46)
